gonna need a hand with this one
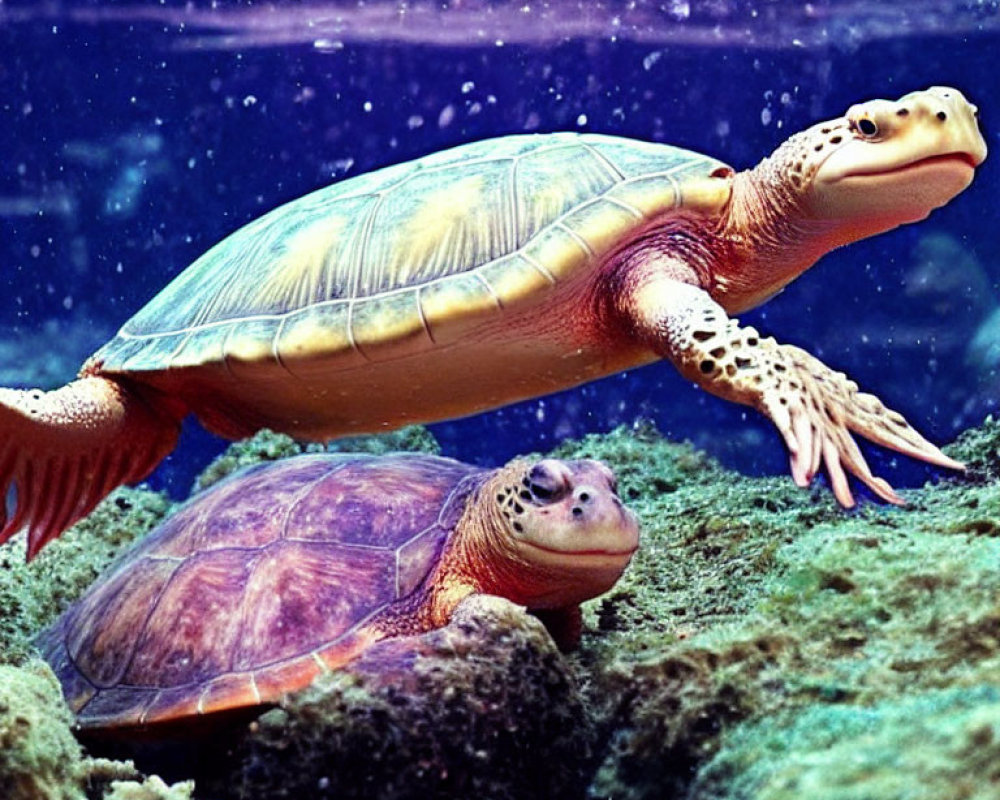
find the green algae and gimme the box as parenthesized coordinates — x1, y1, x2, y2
(691, 686, 1000, 800)
(551, 422, 1000, 799)
(100, 776, 195, 800)
(0, 659, 196, 800)
(0, 660, 87, 800)
(941, 413, 1000, 485)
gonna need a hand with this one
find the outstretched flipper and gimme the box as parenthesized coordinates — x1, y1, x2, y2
(0, 376, 181, 559)
(629, 276, 962, 506)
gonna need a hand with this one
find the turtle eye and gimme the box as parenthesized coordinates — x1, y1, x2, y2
(528, 479, 557, 501)
(855, 117, 879, 137)
(527, 462, 567, 503)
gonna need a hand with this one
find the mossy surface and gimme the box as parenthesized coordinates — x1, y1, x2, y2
(691, 686, 1000, 800)
(553, 422, 1000, 799)
(220, 595, 592, 800)
(193, 425, 441, 492)
(0, 660, 86, 800)
(3, 420, 1000, 798)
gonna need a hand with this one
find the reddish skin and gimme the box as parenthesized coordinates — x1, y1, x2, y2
(39, 454, 637, 731)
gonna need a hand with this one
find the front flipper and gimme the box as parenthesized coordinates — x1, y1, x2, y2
(628, 276, 961, 507)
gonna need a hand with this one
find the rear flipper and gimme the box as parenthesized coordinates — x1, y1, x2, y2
(0, 376, 181, 559)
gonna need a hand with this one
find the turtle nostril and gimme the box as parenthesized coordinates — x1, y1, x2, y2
(572, 506, 584, 517)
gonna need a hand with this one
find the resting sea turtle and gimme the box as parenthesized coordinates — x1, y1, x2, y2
(39, 452, 637, 730)
(0, 86, 987, 559)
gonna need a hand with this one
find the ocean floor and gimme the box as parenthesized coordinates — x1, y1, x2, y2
(1, 419, 999, 799)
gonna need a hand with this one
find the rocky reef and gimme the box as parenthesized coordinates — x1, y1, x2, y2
(219, 594, 592, 800)
(1, 419, 999, 799)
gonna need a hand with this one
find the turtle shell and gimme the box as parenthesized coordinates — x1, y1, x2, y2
(38, 453, 483, 730)
(88, 133, 730, 439)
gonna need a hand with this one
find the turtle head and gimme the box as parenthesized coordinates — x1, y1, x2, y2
(721, 86, 986, 312)
(489, 458, 639, 608)
(785, 86, 986, 244)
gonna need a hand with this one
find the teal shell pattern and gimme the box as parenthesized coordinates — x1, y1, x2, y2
(93, 132, 729, 374)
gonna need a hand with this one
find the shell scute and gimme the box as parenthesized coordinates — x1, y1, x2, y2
(276, 301, 362, 375)
(350, 288, 427, 361)
(361, 163, 514, 295)
(168, 325, 227, 370)
(285, 455, 474, 548)
(580, 136, 713, 180)
(417, 271, 501, 345)
(519, 222, 591, 282)
(196, 672, 262, 718)
(67, 558, 180, 687)
(562, 196, 647, 255)
(476, 253, 555, 308)
(248, 653, 326, 705)
(603, 175, 681, 219)
(125, 548, 256, 687)
(233, 540, 397, 670)
(510, 141, 620, 242)
(151, 456, 340, 557)
(221, 317, 281, 379)
(82, 682, 195, 729)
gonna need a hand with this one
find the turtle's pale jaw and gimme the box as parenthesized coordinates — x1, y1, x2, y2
(514, 539, 637, 608)
(517, 531, 639, 567)
(819, 153, 975, 227)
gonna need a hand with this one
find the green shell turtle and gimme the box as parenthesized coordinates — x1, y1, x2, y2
(0, 86, 987, 558)
(38, 453, 638, 730)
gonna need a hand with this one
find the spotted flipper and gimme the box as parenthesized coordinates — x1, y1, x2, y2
(632, 277, 962, 506)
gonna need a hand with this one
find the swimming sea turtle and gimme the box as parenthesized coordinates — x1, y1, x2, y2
(39, 452, 637, 730)
(0, 86, 987, 558)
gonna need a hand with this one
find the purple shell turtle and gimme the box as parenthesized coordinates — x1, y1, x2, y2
(40, 452, 638, 731)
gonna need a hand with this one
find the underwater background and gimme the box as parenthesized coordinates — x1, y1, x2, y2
(3, 3, 1000, 800)
(1, 0, 998, 498)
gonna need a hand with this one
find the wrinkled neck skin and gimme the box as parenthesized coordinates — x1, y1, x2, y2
(712, 145, 846, 314)
(421, 464, 586, 629)
(601, 141, 852, 319)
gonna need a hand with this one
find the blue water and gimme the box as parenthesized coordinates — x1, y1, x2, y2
(1, 1, 997, 500)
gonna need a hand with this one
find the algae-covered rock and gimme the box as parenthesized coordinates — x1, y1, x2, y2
(80, 759, 194, 800)
(944, 413, 1000, 485)
(691, 686, 1000, 799)
(555, 421, 1000, 799)
(0, 660, 86, 800)
(220, 595, 593, 800)
(99, 774, 195, 800)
